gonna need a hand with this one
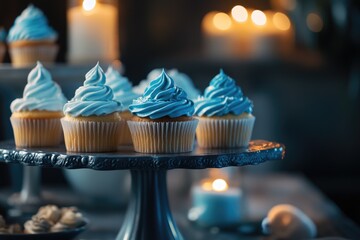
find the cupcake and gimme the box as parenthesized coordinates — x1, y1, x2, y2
(128, 69, 198, 153)
(0, 27, 6, 63)
(61, 62, 123, 152)
(105, 66, 140, 145)
(134, 68, 201, 100)
(194, 69, 255, 148)
(7, 4, 58, 67)
(10, 61, 67, 147)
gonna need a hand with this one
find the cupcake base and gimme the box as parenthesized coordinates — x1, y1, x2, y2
(9, 40, 58, 67)
(128, 116, 198, 153)
(118, 111, 133, 146)
(61, 114, 123, 153)
(10, 111, 63, 148)
(196, 114, 255, 148)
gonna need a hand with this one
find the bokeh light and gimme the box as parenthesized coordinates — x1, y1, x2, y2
(306, 13, 324, 32)
(213, 12, 232, 31)
(273, 12, 291, 31)
(251, 10, 267, 26)
(231, 5, 248, 23)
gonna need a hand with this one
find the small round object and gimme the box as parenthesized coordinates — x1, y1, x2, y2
(262, 204, 317, 239)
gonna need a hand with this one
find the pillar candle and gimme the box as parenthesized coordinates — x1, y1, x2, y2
(67, 0, 119, 63)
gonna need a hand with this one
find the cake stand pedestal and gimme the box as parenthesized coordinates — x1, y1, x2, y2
(8, 166, 42, 206)
(6, 166, 43, 217)
(0, 140, 285, 240)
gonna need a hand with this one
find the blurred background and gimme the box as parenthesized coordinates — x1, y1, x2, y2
(0, 0, 359, 228)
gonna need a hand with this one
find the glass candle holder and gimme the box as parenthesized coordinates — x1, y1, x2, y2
(67, 0, 119, 64)
(189, 168, 244, 227)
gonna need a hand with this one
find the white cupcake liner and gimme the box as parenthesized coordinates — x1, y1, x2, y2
(9, 44, 58, 67)
(61, 118, 123, 153)
(196, 116, 255, 148)
(10, 117, 63, 147)
(127, 119, 198, 153)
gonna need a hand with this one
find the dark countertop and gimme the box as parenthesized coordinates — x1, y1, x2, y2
(1, 173, 359, 240)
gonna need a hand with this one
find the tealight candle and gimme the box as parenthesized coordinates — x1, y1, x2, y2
(189, 178, 243, 227)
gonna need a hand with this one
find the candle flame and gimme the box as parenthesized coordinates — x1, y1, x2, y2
(83, 0, 96, 11)
(231, 5, 248, 23)
(212, 179, 228, 192)
(213, 12, 232, 31)
(251, 10, 267, 26)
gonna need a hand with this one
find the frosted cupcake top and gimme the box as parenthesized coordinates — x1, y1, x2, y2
(133, 68, 200, 100)
(7, 4, 57, 42)
(129, 69, 194, 119)
(10, 61, 67, 113)
(105, 66, 139, 109)
(168, 69, 200, 100)
(64, 62, 122, 117)
(0, 28, 6, 42)
(194, 69, 253, 117)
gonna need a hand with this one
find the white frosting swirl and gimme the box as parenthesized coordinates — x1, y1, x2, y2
(10, 61, 67, 113)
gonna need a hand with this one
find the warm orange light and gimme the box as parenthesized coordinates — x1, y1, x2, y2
(271, 0, 297, 11)
(202, 12, 218, 34)
(231, 5, 248, 23)
(213, 12, 232, 31)
(202, 181, 213, 191)
(306, 13, 323, 32)
(273, 12, 291, 31)
(251, 10, 267, 26)
(212, 179, 229, 192)
(83, 0, 96, 11)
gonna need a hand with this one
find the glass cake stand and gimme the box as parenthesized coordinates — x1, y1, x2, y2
(0, 140, 285, 240)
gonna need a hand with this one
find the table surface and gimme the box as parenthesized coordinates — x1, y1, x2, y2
(1, 173, 359, 240)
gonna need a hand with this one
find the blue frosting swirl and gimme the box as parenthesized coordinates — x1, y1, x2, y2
(129, 69, 194, 119)
(133, 68, 200, 100)
(105, 66, 139, 109)
(64, 62, 122, 117)
(194, 69, 253, 117)
(0, 28, 6, 42)
(10, 61, 67, 112)
(7, 4, 57, 42)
